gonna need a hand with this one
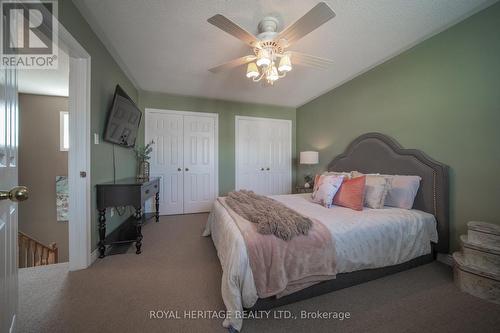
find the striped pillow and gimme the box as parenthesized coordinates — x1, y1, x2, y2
(333, 175, 366, 211)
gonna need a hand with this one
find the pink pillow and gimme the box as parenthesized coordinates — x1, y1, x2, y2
(312, 175, 344, 208)
(333, 176, 366, 211)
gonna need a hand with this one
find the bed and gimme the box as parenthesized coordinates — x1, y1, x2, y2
(203, 133, 449, 331)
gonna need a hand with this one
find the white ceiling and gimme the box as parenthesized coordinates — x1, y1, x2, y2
(74, 0, 496, 107)
(18, 47, 69, 97)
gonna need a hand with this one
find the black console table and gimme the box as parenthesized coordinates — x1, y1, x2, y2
(96, 177, 160, 258)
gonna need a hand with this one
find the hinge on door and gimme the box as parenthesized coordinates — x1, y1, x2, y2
(80, 171, 87, 178)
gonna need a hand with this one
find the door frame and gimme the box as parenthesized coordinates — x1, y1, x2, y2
(18, 2, 92, 271)
(235, 116, 292, 193)
(145, 108, 219, 206)
(56, 22, 92, 271)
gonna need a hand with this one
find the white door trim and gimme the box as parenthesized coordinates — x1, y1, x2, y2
(235, 116, 292, 192)
(145, 108, 219, 199)
(28, 3, 92, 271)
(58, 22, 92, 271)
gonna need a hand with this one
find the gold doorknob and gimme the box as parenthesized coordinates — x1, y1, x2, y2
(0, 186, 29, 202)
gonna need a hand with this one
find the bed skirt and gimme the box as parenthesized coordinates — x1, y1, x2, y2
(247, 252, 435, 311)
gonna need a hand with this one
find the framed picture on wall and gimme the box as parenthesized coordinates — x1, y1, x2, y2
(56, 176, 69, 222)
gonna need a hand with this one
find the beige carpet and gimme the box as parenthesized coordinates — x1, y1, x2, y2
(19, 213, 500, 333)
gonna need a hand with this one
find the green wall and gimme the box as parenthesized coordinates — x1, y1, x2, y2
(138, 91, 296, 195)
(297, 3, 500, 252)
(59, 0, 139, 248)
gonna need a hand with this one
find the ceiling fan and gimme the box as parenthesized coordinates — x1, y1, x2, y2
(207, 2, 336, 85)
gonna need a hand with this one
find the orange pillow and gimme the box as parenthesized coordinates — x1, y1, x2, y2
(333, 176, 366, 211)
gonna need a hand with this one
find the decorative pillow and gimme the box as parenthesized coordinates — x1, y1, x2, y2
(312, 175, 344, 208)
(382, 175, 422, 209)
(312, 174, 321, 193)
(351, 171, 379, 177)
(313, 172, 351, 193)
(350, 172, 390, 209)
(333, 176, 366, 211)
(363, 175, 390, 209)
(323, 171, 352, 179)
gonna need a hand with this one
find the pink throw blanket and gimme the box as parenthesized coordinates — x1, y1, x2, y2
(218, 197, 337, 298)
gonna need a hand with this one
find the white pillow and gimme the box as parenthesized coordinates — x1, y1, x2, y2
(383, 175, 421, 209)
(323, 171, 352, 179)
(364, 175, 390, 209)
(312, 175, 344, 208)
(351, 171, 390, 209)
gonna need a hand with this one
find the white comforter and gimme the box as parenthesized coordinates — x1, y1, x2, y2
(203, 194, 438, 331)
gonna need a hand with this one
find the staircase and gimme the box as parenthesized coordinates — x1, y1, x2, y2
(18, 231, 58, 268)
(453, 221, 500, 304)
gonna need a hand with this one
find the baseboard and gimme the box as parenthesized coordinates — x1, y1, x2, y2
(437, 253, 454, 266)
(91, 249, 99, 265)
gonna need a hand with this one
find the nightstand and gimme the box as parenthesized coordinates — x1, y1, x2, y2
(295, 186, 313, 194)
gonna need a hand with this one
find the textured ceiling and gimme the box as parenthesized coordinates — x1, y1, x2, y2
(74, 0, 496, 107)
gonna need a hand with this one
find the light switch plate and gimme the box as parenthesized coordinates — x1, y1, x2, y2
(94, 133, 99, 144)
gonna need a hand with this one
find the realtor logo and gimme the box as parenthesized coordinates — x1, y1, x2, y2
(1, 0, 58, 69)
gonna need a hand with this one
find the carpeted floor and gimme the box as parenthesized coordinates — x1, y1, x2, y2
(19, 214, 500, 333)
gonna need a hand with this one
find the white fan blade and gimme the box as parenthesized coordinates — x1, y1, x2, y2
(209, 55, 257, 73)
(279, 2, 335, 46)
(289, 51, 333, 69)
(208, 14, 259, 47)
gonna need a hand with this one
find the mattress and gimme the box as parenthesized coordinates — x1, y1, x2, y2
(203, 193, 438, 331)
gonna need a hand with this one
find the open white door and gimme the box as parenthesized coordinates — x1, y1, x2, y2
(0, 68, 26, 333)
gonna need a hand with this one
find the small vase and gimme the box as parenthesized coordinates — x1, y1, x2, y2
(137, 160, 150, 181)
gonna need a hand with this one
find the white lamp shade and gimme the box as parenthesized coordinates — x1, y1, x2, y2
(246, 62, 259, 78)
(267, 65, 279, 81)
(300, 151, 319, 164)
(278, 54, 292, 72)
(256, 49, 271, 67)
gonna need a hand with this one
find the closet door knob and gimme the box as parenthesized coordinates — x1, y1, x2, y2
(177, 168, 181, 172)
(260, 168, 264, 171)
(185, 168, 189, 171)
(266, 167, 270, 171)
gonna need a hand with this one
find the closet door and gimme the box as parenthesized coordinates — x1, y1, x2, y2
(147, 112, 184, 215)
(183, 115, 216, 213)
(235, 117, 265, 194)
(266, 120, 292, 194)
(236, 117, 291, 195)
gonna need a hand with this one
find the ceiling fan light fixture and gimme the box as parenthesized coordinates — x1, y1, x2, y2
(267, 65, 279, 82)
(256, 49, 271, 67)
(256, 57, 270, 67)
(246, 62, 259, 78)
(278, 54, 292, 72)
(207, 2, 336, 85)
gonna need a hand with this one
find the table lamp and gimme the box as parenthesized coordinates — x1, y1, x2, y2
(299, 151, 319, 188)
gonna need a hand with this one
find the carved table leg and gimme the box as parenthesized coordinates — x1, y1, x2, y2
(155, 192, 160, 222)
(98, 209, 106, 258)
(135, 206, 143, 254)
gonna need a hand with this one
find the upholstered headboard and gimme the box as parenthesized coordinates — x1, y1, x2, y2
(328, 133, 449, 253)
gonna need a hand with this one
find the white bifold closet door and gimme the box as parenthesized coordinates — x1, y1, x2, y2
(146, 110, 217, 215)
(183, 115, 216, 213)
(236, 116, 292, 195)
